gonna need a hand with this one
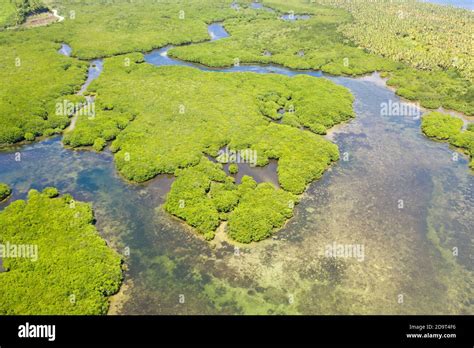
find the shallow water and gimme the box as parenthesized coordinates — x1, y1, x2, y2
(58, 43, 103, 96)
(207, 23, 230, 40)
(79, 59, 104, 96)
(1, 23, 472, 315)
(58, 43, 72, 57)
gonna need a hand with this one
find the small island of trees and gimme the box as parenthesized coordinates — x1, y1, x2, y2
(0, 188, 123, 314)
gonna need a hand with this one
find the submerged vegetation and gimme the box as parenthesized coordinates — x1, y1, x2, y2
(0, 189, 123, 314)
(0, 183, 12, 202)
(421, 112, 474, 169)
(66, 55, 350, 188)
(66, 54, 348, 241)
(164, 158, 297, 242)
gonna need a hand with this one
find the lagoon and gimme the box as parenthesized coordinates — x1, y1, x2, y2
(0, 22, 472, 315)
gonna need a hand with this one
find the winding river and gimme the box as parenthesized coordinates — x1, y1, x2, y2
(0, 19, 472, 314)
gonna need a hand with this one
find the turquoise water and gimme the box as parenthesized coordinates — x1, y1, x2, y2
(0, 23, 472, 314)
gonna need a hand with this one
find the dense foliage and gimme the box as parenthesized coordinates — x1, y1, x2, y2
(227, 180, 297, 243)
(169, 4, 398, 75)
(67, 54, 348, 195)
(170, 0, 473, 115)
(164, 157, 297, 242)
(421, 112, 463, 140)
(386, 68, 474, 115)
(315, 0, 474, 114)
(64, 54, 349, 241)
(0, 1, 17, 28)
(15, 0, 49, 24)
(0, 183, 12, 201)
(164, 158, 227, 240)
(0, 0, 47, 28)
(421, 112, 474, 169)
(229, 163, 239, 174)
(1, 0, 472, 146)
(41, 0, 244, 59)
(3, 0, 470, 243)
(318, 0, 473, 82)
(0, 189, 123, 314)
(0, 31, 88, 144)
(0, 0, 248, 145)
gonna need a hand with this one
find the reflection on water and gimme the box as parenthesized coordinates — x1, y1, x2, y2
(58, 43, 72, 57)
(144, 46, 197, 67)
(208, 23, 230, 41)
(79, 59, 104, 96)
(224, 160, 280, 188)
(250, 2, 274, 11)
(1, 22, 472, 315)
(251, 2, 264, 9)
(57, 43, 103, 96)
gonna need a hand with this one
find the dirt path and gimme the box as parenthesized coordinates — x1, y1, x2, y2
(52, 9, 64, 22)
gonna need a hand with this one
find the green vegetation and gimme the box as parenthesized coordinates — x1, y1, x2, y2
(229, 163, 239, 174)
(164, 158, 297, 242)
(386, 68, 474, 115)
(169, 0, 473, 115)
(42, 186, 59, 197)
(315, 0, 474, 115)
(3, 0, 469, 243)
(42, 0, 242, 59)
(1, 0, 472, 146)
(0, 1, 17, 28)
(92, 137, 107, 152)
(0, 0, 47, 28)
(421, 112, 463, 140)
(0, 31, 88, 144)
(15, 0, 49, 25)
(450, 131, 474, 169)
(0, 183, 12, 201)
(319, 0, 473, 82)
(0, 0, 247, 145)
(227, 180, 297, 243)
(169, 4, 398, 75)
(0, 188, 122, 314)
(67, 54, 348, 195)
(64, 54, 349, 242)
(164, 158, 227, 240)
(421, 112, 474, 169)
